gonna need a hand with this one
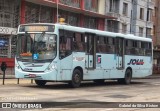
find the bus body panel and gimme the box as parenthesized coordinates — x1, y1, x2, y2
(125, 55, 152, 77)
(57, 54, 73, 81)
(17, 61, 50, 72)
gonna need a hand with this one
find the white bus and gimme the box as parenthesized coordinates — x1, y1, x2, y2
(15, 23, 152, 88)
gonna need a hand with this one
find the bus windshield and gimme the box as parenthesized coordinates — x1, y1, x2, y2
(16, 33, 57, 61)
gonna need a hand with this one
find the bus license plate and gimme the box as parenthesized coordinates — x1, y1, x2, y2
(29, 74, 36, 78)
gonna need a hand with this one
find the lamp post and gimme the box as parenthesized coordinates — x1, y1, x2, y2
(57, 0, 59, 23)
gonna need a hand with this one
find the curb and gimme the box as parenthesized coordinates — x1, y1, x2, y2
(133, 75, 160, 79)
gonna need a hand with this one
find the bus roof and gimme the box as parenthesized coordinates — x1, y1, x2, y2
(19, 23, 152, 42)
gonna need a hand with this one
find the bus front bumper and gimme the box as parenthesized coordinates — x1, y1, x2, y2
(15, 67, 58, 81)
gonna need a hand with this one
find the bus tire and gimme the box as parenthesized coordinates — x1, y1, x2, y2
(124, 69, 132, 85)
(118, 69, 132, 85)
(35, 80, 47, 86)
(69, 69, 82, 88)
(93, 79, 105, 84)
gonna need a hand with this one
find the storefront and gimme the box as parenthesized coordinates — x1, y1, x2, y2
(0, 0, 20, 58)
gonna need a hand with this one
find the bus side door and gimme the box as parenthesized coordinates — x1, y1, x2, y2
(85, 33, 96, 69)
(116, 37, 124, 69)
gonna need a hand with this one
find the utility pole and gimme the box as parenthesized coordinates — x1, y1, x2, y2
(57, 0, 59, 23)
(130, 0, 137, 35)
(146, 0, 149, 38)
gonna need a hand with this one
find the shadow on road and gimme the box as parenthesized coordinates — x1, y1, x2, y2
(22, 80, 146, 90)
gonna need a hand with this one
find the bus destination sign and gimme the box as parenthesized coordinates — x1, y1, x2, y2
(19, 25, 55, 32)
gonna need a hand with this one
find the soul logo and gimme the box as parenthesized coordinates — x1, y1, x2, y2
(127, 59, 144, 65)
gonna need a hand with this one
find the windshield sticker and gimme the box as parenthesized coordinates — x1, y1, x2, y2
(97, 55, 101, 64)
(96, 55, 101, 67)
(33, 54, 39, 60)
(20, 52, 32, 56)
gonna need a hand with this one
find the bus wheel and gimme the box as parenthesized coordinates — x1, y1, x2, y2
(118, 69, 132, 85)
(124, 69, 132, 84)
(93, 79, 105, 84)
(35, 80, 47, 86)
(69, 69, 82, 88)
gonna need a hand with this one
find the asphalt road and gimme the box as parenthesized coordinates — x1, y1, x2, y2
(0, 78, 160, 111)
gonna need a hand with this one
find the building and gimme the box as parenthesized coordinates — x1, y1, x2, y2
(0, 0, 19, 58)
(0, 0, 115, 59)
(105, 0, 154, 37)
(152, 0, 160, 71)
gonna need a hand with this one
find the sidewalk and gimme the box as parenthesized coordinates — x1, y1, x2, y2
(140, 74, 160, 79)
(1, 73, 160, 79)
(0, 74, 160, 85)
(0, 78, 34, 85)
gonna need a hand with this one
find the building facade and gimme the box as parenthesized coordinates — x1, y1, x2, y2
(0, 0, 19, 58)
(0, 0, 115, 58)
(152, 0, 160, 68)
(105, 0, 154, 37)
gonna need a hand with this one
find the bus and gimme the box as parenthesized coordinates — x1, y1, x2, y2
(15, 23, 152, 88)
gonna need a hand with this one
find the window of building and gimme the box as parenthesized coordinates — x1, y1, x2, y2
(40, 6, 53, 23)
(123, 3, 128, 16)
(84, 16, 97, 29)
(140, 8, 144, 20)
(122, 24, 127, 34)
(109, 0, 114, 12)
(25, 2, 40, 23)
(0, 0, 20, 27)
(59, 0, 80, 8)
(68, 13, 79, 26)
(147, 8, 152, 21)
(84, 0, 98, 12)
(25, 2, 54, 24)
(139, 27, 143, 37)
(154, 7, 157, 17)
(153, 25, 155, 36)
(0, 35, 9, 57)
(146, 28, 151, 38)
(59, 10, 79, 26)
(109, 0, 119, 13)
(107, 20, 119, 32)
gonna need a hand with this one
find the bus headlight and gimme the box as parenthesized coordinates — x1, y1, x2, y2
(47, 64, 57, 71)
(15, 63, 20, 69)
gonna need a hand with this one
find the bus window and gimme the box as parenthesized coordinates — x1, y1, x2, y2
(125, 40, 134, 55)
(141, 42, 146, 56)
(145, 42, 152, 56)
(59, 30, 72, 59)
(134, 41, 139, 55)
(73, 33, 85, 52)
(107, 37, 115, 53)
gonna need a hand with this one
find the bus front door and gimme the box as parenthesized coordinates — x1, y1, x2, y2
(116, 37, 124, 69)
(85, 33, 96, 69)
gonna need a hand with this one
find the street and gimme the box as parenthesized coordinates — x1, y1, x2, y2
(0, 77, 160, 111)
